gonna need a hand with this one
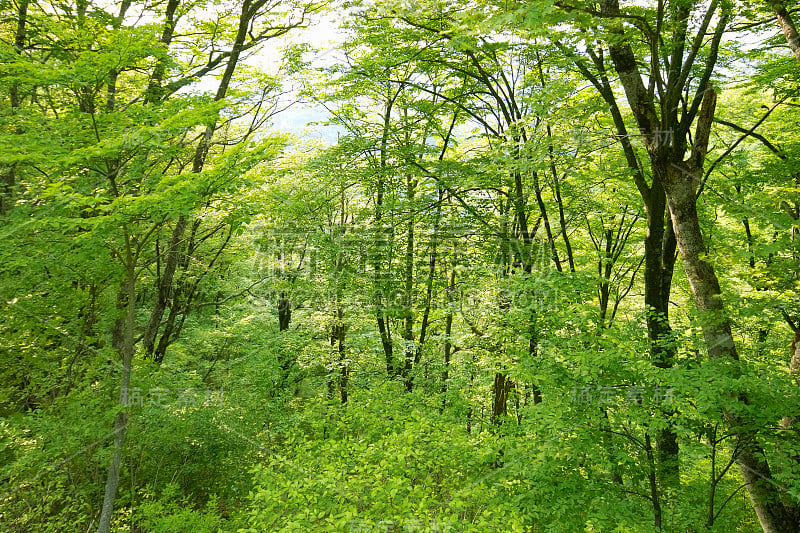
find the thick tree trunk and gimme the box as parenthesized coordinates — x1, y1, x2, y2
(597, 0, 725, 505)
(662, 87, 799, 533)
(768, 0, 800, 65)
(643, 179, 681, 493)
(666, 169, 798, 532)
(561, 37, 682, 491)
(491, 372, 513, 424)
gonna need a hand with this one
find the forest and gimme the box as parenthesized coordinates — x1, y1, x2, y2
(2, 0, 800, 531)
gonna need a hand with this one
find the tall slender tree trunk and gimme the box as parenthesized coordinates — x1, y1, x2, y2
(335, 190, 348, 403)
(144, 0, 181, 103)
(530, 170, 561, 272)
(511, 160, 543, 407)
(98, 234, 136, 533)
(644, 433, 663, 531)
(494, 199, 516, 423)
(400, 173, 416, 386)
(375, 85, 400, 377)
(441, 266, 456, 403)
(143, 215, 188, 357)
(1, 0, 29, 215)
(408, 183, 441, 392)
(153, 302, 180, 364)
(545, 124, 575, 272)
(142, 0, 253, 363)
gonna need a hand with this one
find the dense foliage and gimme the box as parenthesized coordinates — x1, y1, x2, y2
(2, 0, 800, 531)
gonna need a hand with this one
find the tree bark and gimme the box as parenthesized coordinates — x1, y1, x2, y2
(335, 305, 347, 403)
(142, 0, 258, 362)
(98, 234, 136, 533)
(645, 433, 663, 531)
(644, 180, 680, 492)
(442, 266, 456, 402)
(400, 173, 416, 387)
(374, 84, 400, 377)
(491, 372, 513, 424)
(768, 0, 800, 65)
(143, 216, 188, 357)
(144, 0, 181, 104)
(278, 290, 291, 331)
(663, 87, 799, 533)
(1, 0, 29, 215)
(597, 0, 728, 502)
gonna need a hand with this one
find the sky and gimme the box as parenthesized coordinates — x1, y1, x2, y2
(112, 0, 346, 144)
(254, 11, 347, 144)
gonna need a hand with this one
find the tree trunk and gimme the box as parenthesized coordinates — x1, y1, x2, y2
(336, 305, 347, 404)
(559, 38, 682, 491)
(278, 290, 291, 331)
(400, 173, 416, 388)
(645, 434, 663, 532)
(143, 215, 188, 357)
(375, 84, 400, 377)
(643, 180, 680, 493)
(662, 88, 799, 533)
(98, 235, 136, 533)
(153, 302, 180, 364)
(768, 0, 800, 65)
(1, 0, 29, 215)
(98, 3, 262, 526)
(667, 175, 798, 530)
(442, 266, 456, 404)
(491, 372, 513, 424)
(144, 0, 181, 104)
